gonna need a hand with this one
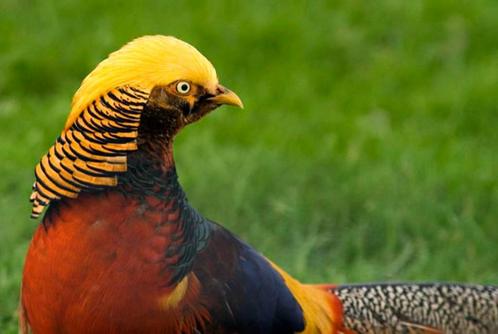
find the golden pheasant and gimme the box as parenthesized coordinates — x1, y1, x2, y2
(21, 35, 498, 333)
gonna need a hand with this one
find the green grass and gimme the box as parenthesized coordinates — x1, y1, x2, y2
(1, 0, 497, 331)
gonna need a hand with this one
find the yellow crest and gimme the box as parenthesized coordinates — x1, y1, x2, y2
(66, 35, 218, 129)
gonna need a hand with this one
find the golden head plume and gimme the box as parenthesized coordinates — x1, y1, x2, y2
(66, 35, 218, 129)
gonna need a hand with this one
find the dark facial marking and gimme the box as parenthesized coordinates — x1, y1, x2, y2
(139, 83, 222, 145)
(136, 86, 184, 155)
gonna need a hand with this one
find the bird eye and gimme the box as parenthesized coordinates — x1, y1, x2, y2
(176, 81, 191, 94)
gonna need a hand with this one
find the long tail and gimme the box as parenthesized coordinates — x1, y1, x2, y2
(323, 283, 498, 334)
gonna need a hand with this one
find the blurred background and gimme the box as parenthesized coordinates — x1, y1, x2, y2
(1, 0, 497, 331)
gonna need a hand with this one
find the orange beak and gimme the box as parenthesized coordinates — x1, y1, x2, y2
(208, 84, 244, 109)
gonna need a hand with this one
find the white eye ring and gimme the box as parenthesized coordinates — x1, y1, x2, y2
(176, 81, 191, 94)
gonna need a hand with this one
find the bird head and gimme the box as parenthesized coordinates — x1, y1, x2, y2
(66, 35, 243, 132)
(30, 35, 243, 218)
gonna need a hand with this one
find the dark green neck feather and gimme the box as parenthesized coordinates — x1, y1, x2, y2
(118, 97, 212, 286)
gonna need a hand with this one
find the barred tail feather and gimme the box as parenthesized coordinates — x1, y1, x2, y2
(324, 283, 498, 334)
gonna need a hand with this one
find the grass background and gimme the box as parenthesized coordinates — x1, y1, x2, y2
(1, 0, 497, 331)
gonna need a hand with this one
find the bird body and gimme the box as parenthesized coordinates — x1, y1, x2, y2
(23, 168, 342, 333)
(21, 35, 498, 333)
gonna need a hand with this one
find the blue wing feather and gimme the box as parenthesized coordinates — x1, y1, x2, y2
(192, 223, 305, 333)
